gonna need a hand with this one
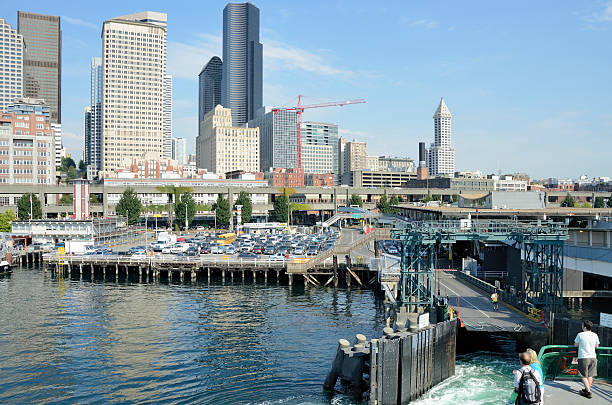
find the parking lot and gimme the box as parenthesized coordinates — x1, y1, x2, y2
(84, 228, 343, 262)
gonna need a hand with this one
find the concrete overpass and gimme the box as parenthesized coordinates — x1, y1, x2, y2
(0, 183, 609, 218)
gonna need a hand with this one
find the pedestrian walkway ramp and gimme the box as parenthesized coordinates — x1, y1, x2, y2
(437, 271, 546, 333)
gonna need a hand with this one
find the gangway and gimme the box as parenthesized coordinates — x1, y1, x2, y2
(390, 219, 568, 313)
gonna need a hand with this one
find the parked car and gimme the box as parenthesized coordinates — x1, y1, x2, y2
(263, 245, 276, 255)
(251, 245, 264, 254)
(185, 247, 199, 256)
(224, 245, 236, 255)
(307, 245, 319, 255)
(238, 252, 259, 259)
(293, 246, 306, 255)
(170, 243, 189, 254)
(268, 253, 286, 261)
(200, 245, 211, 254)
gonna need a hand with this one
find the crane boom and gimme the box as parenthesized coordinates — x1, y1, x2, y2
(270, 95, 366, 170)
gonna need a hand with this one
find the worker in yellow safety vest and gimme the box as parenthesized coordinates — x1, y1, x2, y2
(491, 292, 499, 311)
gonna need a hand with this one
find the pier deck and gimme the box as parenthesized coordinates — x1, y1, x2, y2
(543, 380, 612, 404)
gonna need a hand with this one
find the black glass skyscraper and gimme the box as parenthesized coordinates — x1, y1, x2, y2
(18, 11, 62, 124)
(222, 2, 262, 126)
(199, 56, 222, 124)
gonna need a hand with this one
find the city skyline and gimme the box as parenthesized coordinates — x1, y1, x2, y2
(1, 1, 611, 178)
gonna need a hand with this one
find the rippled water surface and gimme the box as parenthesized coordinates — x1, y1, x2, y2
(1, 267, 521, 404)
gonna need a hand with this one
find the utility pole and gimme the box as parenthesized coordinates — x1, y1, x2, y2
(185, 199, 188, 232)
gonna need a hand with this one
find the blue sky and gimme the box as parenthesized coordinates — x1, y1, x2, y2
(3, 1, 611, 179)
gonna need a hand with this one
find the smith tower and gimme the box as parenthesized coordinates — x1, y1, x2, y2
(222, 2, 263, 126)
(427, 98, 455, 176)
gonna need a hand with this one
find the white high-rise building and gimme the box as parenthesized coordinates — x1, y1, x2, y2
(427, 98, 455, 176)
(0, 19, 24, 113)
(196, 105, 259, 174)
(163, 74, 172, 158)
(51, 123, 64, 168)
(171, 137, 186, 165)
(101, 12, 167, 173)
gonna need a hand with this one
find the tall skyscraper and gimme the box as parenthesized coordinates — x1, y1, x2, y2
(222, 2, 263, 126)
(18, 12, 61, 124)
(249, 108, 297, 171)
(427, 98, 455, 176)
(101, 12, 167, 173)
(301, 121, 338, 176)
(84, 106, 91, 164)
(88, 57, 102, 173)
(199, 56, 222, 125)
(171, 137, 186, 165)
(0, 19, 24, 113)
(163, 74, 173, 158)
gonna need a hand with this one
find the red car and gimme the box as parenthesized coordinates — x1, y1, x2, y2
(251, 246, 264, 254)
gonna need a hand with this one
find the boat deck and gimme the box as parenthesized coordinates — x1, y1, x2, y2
(544, 379, 612, 404)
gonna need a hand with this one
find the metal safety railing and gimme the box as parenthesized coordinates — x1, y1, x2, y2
(401, 219, 568, 238)
(538, 345, 612, 382)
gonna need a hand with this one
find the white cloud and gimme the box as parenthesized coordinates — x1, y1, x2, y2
(411, 19, 438, 29)
(339, 128, 371, 140)
(167, 33, 354, 81)
(62, 16, 98, 30)
(167, 34, 222, 80)
(595, 1, 612, 21)
(264, 39, 354, 78)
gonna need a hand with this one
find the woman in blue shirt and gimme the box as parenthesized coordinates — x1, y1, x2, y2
(527, 348, 544, 404)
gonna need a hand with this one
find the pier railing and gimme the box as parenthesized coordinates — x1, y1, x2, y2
(44, 254, 289, 269)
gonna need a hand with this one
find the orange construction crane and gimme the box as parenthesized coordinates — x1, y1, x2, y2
(272, 95, 366, 169)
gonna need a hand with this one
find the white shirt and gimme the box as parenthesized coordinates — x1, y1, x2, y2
(575, 331, 600, 359)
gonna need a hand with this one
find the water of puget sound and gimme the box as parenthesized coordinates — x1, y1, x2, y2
(0, 266, 600, 404)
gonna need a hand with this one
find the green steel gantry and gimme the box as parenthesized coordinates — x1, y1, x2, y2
(390, 220, 569, 312)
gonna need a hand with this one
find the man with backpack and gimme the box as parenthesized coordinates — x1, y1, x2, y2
(514, 352, 542, 405)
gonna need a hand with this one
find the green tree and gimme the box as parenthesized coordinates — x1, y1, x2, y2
(451, 194, 458, 203)
(422, 194, 434, 203)
(390, 195, 399, 206)
(17, 193, 42, 220)
(175, 192, 196, 230)
(90, 194, 100, 204)
(115, 187, 142, 225)
(60, 156, 76, 170)
(377, 193, 391, 214)
(608, 198, 612, 208)
(594, 196, 605, 208)
(581, 202, 592, 208)
(213, 194, 231, 227)
(59, 194, 73, 205)
(156, 185, 193, 230)
(78, 159, 86, 172)
(273, 192, 289, 222)
(234, 191, 253, 224)
(0, 210, 16, 232)
(560, 193, 576, 207)
(349, 193, 363, 208)
(66, 166, 78, 181)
